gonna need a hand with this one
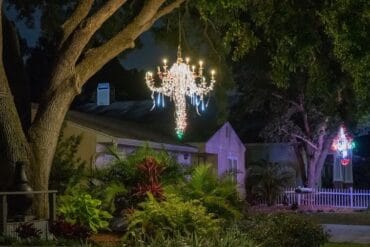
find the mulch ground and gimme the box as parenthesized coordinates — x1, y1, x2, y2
(89, 233, 124, 247)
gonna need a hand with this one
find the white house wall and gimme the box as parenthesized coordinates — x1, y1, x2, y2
(205, 122, 246, 197)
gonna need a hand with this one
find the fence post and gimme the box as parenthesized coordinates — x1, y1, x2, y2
(49, 192, 57, 222)
(297, 194, 301, 206)
(350, 187, 353, 208)
(0, 195, 7, 235)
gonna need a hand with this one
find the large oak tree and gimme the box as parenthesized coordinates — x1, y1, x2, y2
(0, 0, 187, 217)
(0, 0, 250, 217)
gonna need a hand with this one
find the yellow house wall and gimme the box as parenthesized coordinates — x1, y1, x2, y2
(62, 121, 98, 171)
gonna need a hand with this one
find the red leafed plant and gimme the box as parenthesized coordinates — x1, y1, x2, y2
(49, 219, 91, 240)
(133, 157, 165, 200)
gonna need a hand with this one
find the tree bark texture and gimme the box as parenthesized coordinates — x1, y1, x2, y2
(277, 94, 335, 188)
(303, 122, 333, 188)
(0, 1, 31, 190)
(0, 0, 185, 218)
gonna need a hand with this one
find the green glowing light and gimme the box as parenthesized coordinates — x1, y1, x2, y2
(351, 142, 356, 149)
(176, 130, 184, 140)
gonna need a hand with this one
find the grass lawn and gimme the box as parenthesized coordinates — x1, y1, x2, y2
(307, 212, 370, 225)
(325, 243, 370, 247)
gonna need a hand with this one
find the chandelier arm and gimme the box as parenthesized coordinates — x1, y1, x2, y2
(196, 104, 201, 116)
(149, 92, 156, 111)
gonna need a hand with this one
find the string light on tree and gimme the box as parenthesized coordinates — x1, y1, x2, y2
(331, 125, 355, 166)
(145, 46, 216, 139)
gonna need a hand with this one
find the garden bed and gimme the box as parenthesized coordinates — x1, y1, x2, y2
(89, 233, 123, 247)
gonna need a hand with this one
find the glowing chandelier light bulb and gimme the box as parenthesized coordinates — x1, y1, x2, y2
(145, 46, 216, 139)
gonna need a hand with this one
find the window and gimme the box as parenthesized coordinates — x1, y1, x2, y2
(227, 157, 238, 183)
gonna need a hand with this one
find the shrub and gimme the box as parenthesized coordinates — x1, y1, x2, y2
(96, 145, 183, 188)
(142, 225, 255, 247)
(176, 164, 242, 220)
(246, 159, 294, 206)
(95, 146, 183, 210)
(126, 193, 220, 241)
(89, 179, 127, 215)
(132, 157, 165, 201)
(15, 222, 42, 240)
(0, 235, 17, 245)
(58, 189, 112, 233)
(245, 213, 329, 247)
(50, 129, 86, 194)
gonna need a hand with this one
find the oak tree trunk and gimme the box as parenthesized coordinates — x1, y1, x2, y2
(0, 3, 31, 190)
(28, 82, 77, 217)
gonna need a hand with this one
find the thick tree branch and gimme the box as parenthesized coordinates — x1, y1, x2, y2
(60, 0, 94, 47)
(0, 1, 32, 189)
(314, 135, 333, 182)
(272, 92, 303, 111)
(48, 0, 127, 92)
(76, 0, 185, 84)
(298, 94, 311, 136)
(281, 128, 318, 150)
(153, 0, 185, 21)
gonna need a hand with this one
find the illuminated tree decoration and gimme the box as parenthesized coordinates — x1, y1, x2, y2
(145, 46, 216, 139)
(331, 125, 355, 166)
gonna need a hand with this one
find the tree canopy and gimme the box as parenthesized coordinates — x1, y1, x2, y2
(229, 0, 370, 186)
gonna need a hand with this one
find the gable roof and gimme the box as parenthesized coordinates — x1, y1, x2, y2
(191, 122, 246, 151)
(207, 121, 246, 150)
(66, 110, 195, 148)
(75, 101, 219, 142)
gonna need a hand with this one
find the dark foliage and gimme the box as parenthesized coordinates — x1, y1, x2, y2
(15, 223, 42, 240)
(49, 127, 86, 194)
(49, 219, 92, 240)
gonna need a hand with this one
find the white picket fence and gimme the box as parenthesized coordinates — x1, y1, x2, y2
(276, 187, 370, 209)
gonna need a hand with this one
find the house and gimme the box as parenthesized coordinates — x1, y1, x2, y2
(62, 111, 246, 196)
(191, 122, 246, 197)
(63, 110, 204, 169)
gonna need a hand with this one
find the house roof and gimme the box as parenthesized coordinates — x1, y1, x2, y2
(75, 101, 219, 142)
(66, 110, 197, 152)
(70, 103, 244, 151)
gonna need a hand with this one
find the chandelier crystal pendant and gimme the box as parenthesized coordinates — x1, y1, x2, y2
(145, 46, 216, 139)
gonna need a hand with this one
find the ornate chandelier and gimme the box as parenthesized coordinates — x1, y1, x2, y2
(145, 46, 216, 139)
